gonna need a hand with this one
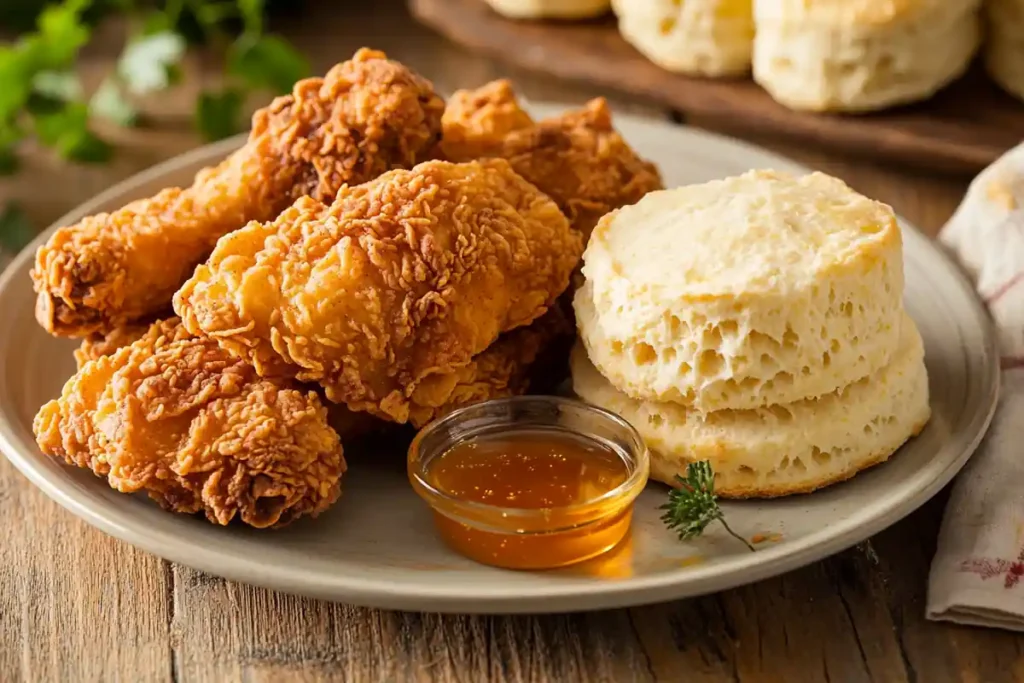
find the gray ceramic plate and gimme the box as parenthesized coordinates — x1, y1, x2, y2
(0, 104, 1000, 614)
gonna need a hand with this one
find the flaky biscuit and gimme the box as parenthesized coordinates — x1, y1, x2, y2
(612, 0, 754, 77)
(753, 0, 981, 112)
(576, 169, 904, 412)
(571, 314, 930, 498)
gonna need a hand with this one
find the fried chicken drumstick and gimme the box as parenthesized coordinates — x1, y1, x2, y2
(33, 48, 444, 338)
(175, 158, 582, 424)
(405, 305, 574, 427)
(37, 318, 346, 528)
(440, 81, 663, 240)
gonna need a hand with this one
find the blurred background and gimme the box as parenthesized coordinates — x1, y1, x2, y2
(0, 0, 519, 261)
(0, 0, 1001, 266)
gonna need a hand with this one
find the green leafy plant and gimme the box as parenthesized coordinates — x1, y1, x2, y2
(0, 0, 309, 250)
(0, 0, 103, 171)
(0, 203, 36, 254)
(660, 460, 755, 552)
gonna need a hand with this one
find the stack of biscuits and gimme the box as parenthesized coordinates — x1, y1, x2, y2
(610, 0, 983, 111)
(488, 0, 1017, 111)
(571, 169, 931, 497)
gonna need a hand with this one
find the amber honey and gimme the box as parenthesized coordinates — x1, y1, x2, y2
(428, 432, 630, 509)
(408, 397, 649, 571)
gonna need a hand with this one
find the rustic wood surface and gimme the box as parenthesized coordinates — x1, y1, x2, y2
(410, 0, 1024, 176)
(1, 2, 1020, 682)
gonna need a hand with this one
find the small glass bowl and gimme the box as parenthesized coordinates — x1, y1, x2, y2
(408, 396, 650, 570)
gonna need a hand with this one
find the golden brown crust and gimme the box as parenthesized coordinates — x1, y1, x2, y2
(73, 317, 176, 369)
(439, 79, 535, 160)
(407, 304, 575, 427)
(175, 158, 582, 424)
(33, 48, 444, 339)
(441, 83, 663, 241)
(74, 320, 384, 442)
(35, 318, 346, 528)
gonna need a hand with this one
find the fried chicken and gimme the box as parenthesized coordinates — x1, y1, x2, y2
(35, 318, 346, 528)
(439, 79, 535, 161)
(75, 319, 383, 442)
(33, 48, 445, 338)
(406, 304, 574, 427)
(441, 83, 663, 241)
(74, 319, 168, 369)
(174, 158, 582, 424)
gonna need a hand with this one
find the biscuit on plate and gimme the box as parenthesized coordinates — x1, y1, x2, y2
(484, 0, 610, 19)
(575, 169, 905, 412)
(612, 0, 754, 77)
(571, 314, 930, 498)
(986, 0, 1024, 102)
(752, 0, 981, 112)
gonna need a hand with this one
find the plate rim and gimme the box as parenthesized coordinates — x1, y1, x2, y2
(0, 105, 1001, 614)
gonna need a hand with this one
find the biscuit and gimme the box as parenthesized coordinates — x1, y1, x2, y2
(484, 0, 611, 19)
(612, 0, 754, 77)
(571, 314, 931, 498)
(753, 0, 981, 112)
(576, 169, 904, 412)
(986, 0, 1024, 102)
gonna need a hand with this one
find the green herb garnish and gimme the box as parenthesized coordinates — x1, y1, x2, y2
(660, 460, 754, 552)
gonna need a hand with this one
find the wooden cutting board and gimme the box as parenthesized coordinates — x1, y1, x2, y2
(410, 0, 1024, 175)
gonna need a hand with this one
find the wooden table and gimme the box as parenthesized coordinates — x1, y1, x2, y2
(1, 3, 1019, 681)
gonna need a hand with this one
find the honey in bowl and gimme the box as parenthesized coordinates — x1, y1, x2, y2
(408, 397, 649, 571)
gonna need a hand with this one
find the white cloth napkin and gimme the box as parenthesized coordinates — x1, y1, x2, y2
(927, 143, 1024, 630)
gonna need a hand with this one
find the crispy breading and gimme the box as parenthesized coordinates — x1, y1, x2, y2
(441, 83, 663, 240)
(74, 319, 172, 369)
(406, 304, 574, 427)
(35, 318, 345, 528)
(75, 319, 384, 442)
(174, 159, 582, 424)
(439, 79, 535, 160)
(33, 48, 444, 338)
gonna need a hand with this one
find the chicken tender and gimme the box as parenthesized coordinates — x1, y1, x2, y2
(441, 84, 662, 240)
(34, 48, 444, 338)
(175, 159, 582, 424)
(35, 318, 346, 528)
(407, 305, 574, 427)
